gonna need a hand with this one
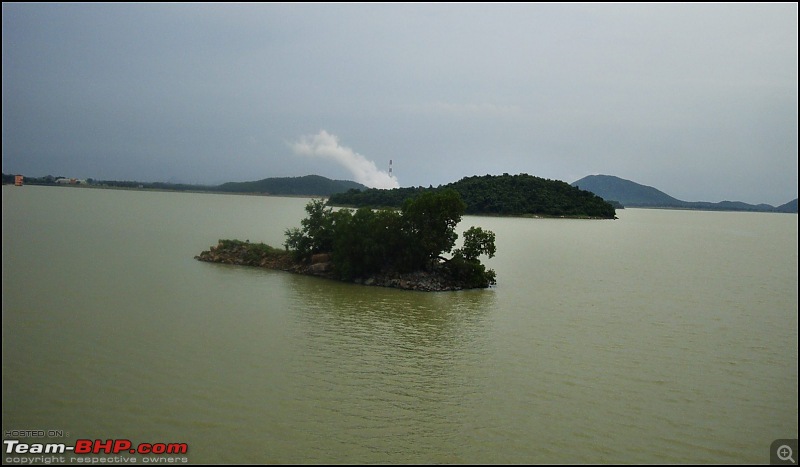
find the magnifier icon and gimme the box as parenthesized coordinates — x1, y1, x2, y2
(777, 445, 796, 463)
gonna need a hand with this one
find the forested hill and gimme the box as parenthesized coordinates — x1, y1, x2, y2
(216, 175, 366, 196)
(572, 174, 798, 213)
(328, 173, 617, 219)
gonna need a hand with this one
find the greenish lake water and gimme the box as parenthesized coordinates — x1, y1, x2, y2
(2, 185, 797, 463)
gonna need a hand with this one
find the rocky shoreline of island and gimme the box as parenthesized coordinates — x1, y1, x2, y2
(195, 240, 487, 292)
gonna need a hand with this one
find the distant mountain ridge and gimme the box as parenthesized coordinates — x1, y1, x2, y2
(4, 173, 368, 197)
(216, 175, 367, 196)
(571, 175, 798, 213)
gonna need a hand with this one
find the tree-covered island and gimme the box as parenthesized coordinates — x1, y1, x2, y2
(196, 190, 497, 291)
(329, 173, 617, 219)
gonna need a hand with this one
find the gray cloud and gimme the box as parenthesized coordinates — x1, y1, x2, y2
(1, 3, 796, 205)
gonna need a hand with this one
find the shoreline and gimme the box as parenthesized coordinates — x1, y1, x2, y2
(7, 184, 618, 218)
(11, 183, 790, 215)
(195, 240, 489, 292)
(7, 182, 326, 199)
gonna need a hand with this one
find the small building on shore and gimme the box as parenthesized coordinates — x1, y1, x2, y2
(55, 178, 87, 185)
(14, 175, 23, 186)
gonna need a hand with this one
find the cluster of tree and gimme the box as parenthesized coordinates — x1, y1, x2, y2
(284, 190, 497, 288)
(96, 180, 200, 190)
(2, 173, 92, 185)
(1, 174, 163, 188)
(94, 175, 365, 196)
(328, 185, 430, 208)
(328, 173, 616, 218)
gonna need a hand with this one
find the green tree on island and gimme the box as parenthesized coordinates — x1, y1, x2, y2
(399, 189, 465, 271)
(283, 190, 496, 288)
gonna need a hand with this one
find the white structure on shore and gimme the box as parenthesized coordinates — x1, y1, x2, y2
(55, 178, 87, 185)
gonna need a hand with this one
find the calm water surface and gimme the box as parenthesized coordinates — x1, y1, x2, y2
(2, 185, 797, 463)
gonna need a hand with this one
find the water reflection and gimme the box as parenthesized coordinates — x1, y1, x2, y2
(269, 273, 498, 463)
(286, 273, 494, 342)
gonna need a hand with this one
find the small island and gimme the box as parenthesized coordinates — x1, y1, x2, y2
(196, 190, 497, 291)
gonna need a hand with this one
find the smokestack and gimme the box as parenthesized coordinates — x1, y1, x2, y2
(389, 159, 392, 177)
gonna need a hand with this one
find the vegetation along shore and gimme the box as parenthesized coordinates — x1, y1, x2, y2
(196, 190, 498, 291)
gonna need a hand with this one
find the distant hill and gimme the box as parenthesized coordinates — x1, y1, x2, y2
(570, 175, 683, 207)
(775, 199, 798, 213)
(5, 172, 367, 197)
(329, 173, 617, 218)
(216, 175, 367, 196)
(571, 174, 798, 213)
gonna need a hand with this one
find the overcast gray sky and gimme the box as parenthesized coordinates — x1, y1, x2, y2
(2, 3, 797, 205)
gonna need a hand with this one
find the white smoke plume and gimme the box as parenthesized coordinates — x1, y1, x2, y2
(291, 130, 399, 189)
